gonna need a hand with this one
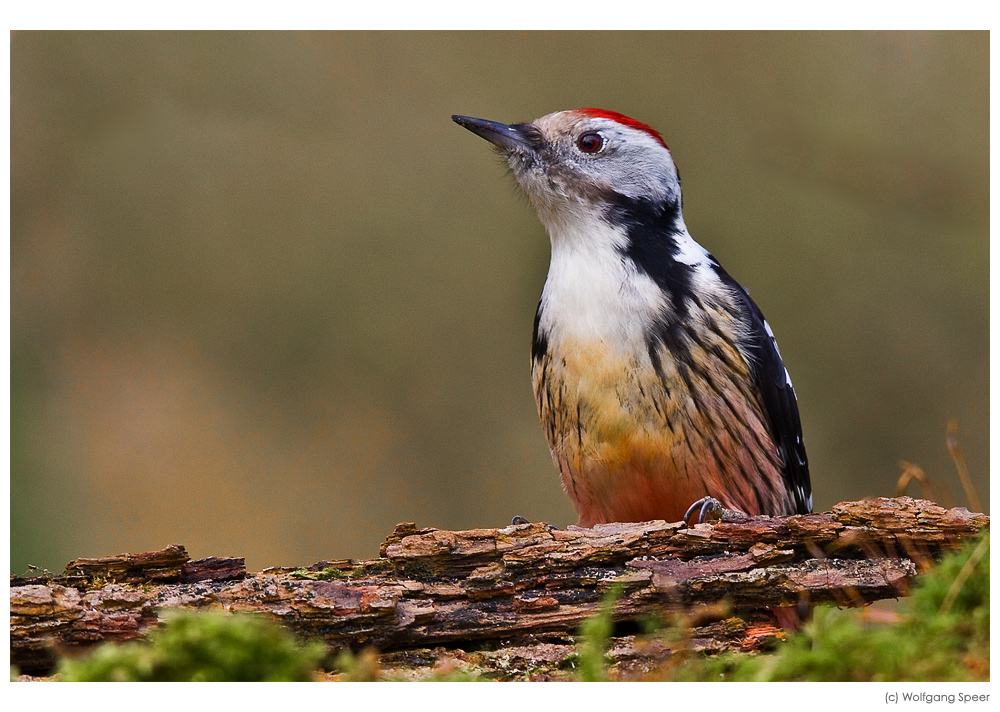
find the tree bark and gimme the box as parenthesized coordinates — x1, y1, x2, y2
(10, 497, 989, 677)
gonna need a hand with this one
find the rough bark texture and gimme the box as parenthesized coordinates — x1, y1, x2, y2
(9, 497, 989, 678)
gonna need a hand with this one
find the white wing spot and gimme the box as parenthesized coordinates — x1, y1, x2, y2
(763, 319, 782, 356)
(763, 318, 796, 390)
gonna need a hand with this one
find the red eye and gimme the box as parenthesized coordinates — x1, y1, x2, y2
(577, 132, 604, 153)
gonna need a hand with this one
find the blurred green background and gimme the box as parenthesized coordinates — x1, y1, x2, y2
(10, 31, 988, 574)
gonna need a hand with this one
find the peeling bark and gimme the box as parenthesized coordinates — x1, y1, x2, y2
(9, 497, 989, 676)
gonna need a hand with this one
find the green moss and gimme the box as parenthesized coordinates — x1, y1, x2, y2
(59, 611, 326, 682)
(289, 567, 346, 581)
(348, 559, 395, 578)
(669, 534, 990, 682)
(575, 584, 622, 681)
(288, 560, 397, 581)
(557, 652, 580, 670)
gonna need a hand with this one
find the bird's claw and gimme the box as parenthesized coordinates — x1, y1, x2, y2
(683, 497, 748, 526)
(510, 515, 558, 531)
(684, 496, 723, 525)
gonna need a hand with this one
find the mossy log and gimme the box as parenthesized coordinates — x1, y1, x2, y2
(10, 497, 989, 676)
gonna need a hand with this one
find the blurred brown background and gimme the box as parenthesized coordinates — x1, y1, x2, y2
(10, 31, 988, 574)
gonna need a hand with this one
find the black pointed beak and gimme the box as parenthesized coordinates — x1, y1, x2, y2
(452, 115, 530, 152)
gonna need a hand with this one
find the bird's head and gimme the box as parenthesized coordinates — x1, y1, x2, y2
(453, 109, 682, 229)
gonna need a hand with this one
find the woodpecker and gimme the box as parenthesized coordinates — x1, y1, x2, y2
(453, 109, 811, 527)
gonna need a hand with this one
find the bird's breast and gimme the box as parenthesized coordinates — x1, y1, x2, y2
(532, 336, 676, 457)
(532, 295, 788, 525)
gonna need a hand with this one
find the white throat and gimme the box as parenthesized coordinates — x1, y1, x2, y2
(536, 208, 667, 354)
(535, 202, 722, 357)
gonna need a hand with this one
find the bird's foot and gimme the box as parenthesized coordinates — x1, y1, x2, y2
(510, 515, 558, 530)
(683, 497, 749, 526)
